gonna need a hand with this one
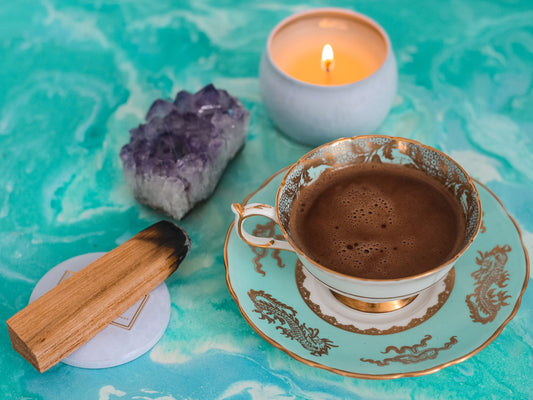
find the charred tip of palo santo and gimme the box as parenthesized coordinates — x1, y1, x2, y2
(6, 221, 191, 373)
(148, 220, 191, 264)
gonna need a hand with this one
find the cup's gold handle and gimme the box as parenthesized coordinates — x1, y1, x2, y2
(231, 203, 295, 252)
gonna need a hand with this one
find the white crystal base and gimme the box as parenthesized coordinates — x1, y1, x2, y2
(29, 252, 171, 369)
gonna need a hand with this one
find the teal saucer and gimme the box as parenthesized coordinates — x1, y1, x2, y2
(224, 167, 529, 379)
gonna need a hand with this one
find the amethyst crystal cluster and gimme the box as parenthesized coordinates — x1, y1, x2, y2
(120, 84, 249, 219)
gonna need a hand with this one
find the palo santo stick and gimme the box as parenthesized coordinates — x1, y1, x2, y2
(6, 221, 190, 373)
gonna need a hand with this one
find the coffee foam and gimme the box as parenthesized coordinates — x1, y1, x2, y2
(290, 163, 465, 279)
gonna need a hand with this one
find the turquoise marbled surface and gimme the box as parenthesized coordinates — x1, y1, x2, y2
(0, 0, 531, 399)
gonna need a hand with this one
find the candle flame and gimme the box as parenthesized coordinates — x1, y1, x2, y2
(321, 44, 334, 71)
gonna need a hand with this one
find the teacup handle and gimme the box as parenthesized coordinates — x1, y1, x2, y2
(231, 203, 295, 252)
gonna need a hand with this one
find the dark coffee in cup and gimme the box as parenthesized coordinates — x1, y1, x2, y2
(289, 162, 466, 279)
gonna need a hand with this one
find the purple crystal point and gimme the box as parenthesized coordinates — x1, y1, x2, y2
(120, 85, 249, 219)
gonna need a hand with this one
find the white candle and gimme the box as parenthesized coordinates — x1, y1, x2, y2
(270, 11, 387, 86)
(260, 8, 397, 146)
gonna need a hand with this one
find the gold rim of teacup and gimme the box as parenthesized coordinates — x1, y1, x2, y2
(275, 134, 483, 284)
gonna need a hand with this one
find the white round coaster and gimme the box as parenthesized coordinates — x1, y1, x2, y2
(29, 252, 171, 369)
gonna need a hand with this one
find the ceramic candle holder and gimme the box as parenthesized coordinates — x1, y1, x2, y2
(260, 8, 398, 146)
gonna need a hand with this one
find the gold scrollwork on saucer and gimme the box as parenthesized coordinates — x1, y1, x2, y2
(248, 289, 338, 356)
(360, 334, 458, 366)
(295, 261, 455, 335)
(466, 244, 512, 324)
(248, 221, 286, 276)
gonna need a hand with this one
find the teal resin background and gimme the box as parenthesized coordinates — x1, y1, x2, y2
(1, 0, 531, 399)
